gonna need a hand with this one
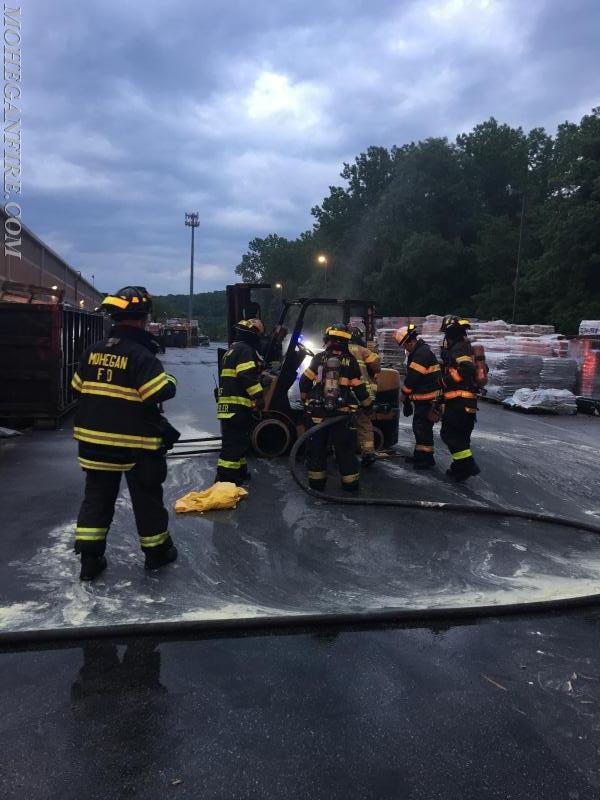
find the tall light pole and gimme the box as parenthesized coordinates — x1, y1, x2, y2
(185, 212, 200, 325)
(316, 254, 328, 290)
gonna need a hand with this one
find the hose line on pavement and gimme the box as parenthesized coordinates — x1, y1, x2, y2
(288, 415, 600, 536)
(2, 418, 600, 647)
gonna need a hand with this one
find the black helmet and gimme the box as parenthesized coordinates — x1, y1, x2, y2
(440, 315, 471, 337)
(324, 323, 352, 346)
(350, 326, 366, 346)
(98, 286, 153, 319)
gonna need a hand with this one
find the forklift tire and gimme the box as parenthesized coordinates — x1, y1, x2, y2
(252, 417, 292, 458)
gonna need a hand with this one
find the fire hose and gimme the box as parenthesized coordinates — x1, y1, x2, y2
(289, 416, 600, 535)
(2, 418, 600, 647)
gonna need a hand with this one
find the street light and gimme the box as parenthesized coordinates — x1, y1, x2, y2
(316, 254, 328, 290)
(274, 282, 283, 290)
(184, 212, 200, 325)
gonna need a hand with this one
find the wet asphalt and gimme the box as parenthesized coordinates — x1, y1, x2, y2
(1, 345, 600, 799)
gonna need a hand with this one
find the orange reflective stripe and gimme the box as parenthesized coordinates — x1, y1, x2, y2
(303, 368, 317, 381)
(449, 367, 462, 383)
(444, 390, 476, 400)
(415, 445, 434, 452)
(411, 391, 440, 401)
(409, 362, 440, 375)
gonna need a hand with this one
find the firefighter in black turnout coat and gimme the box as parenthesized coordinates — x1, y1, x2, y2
(299, 323, 373, 492)
(72, 287, 179, 581)
(440, 315, 481, 481)
(394, 323, 441, 469)
(216, 318, 265, 485)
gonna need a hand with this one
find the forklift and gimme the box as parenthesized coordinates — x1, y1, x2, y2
(220, 283, 401, 458)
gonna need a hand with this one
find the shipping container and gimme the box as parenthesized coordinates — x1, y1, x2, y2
(0, 301, 106, 427)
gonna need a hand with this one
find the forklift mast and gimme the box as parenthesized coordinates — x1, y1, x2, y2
(225, 283, 271, 345)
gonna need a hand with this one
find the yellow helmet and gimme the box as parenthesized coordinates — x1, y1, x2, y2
(394, 323, 418, 347)
(235, 318, 264, 336)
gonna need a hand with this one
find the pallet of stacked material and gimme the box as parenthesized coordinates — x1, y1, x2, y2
(579, 320, 600, 336)
(508, 323, 555, 335)
(421, 334, 444, 359)
(378, 317, 406, 329)
(539, 358, 578, 391)
(504, 336, 555, 356)
(477, 320, 510, 333)
(422, 314, 444, 335)
(375, 328, 406, 371)
(569, 338, 600, 398)
(484, 352, 543, 400)
(551, 339, 569, 358)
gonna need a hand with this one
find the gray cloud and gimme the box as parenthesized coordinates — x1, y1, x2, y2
(24, 0, 600, 293)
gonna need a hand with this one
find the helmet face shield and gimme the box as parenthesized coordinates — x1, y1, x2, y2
(324, 323, 352, 345)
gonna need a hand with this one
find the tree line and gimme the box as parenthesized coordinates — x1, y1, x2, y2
(151, 291, 227, 340)
(234, 109, 600, 335)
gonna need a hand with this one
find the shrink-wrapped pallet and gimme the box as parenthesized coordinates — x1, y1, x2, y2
(484, 352, 543, 401)
(504, 388, 577, 415)
(539, 358, 578, 391)
(375, 328, 406, 371)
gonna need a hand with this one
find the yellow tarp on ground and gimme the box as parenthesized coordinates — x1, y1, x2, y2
(175, 482, 248, 513)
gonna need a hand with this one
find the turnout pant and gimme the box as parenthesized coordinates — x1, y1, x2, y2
(440, 401, 478, 477)
(217, 414, 251, 484)
(76, 454, 172, 557)
(307, 415, 359, 491)
(412, 401, 435, 465)
(354, 408, 375, 454)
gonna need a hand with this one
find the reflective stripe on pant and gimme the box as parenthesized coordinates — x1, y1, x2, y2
(76, 455, 171, 557)
(412, 402, 435, 464)
(307, 415, 359, 491)
(440, 401, 477, 476)
(217, 415, 251, 483)
(354, 408, 375, 453)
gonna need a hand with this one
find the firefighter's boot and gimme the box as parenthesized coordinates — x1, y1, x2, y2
(80, 555, 107, 582)
(144, 544, 178, 571)
(446, 459, 480, 482)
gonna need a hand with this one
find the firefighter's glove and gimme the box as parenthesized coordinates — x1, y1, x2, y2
(254, 396, 265, 412)
(403, 399, 413, 417)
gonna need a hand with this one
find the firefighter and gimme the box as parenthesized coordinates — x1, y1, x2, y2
(439, 315, 481, 481)
(349, 326, 381, 466)
(216, 318, 265, 485)
(71, 287, 179, 581)
(299, 323, 373, 492)
(394, 324, 441, 469)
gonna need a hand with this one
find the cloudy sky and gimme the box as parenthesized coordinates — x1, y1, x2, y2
(25, 0, 598, 295)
